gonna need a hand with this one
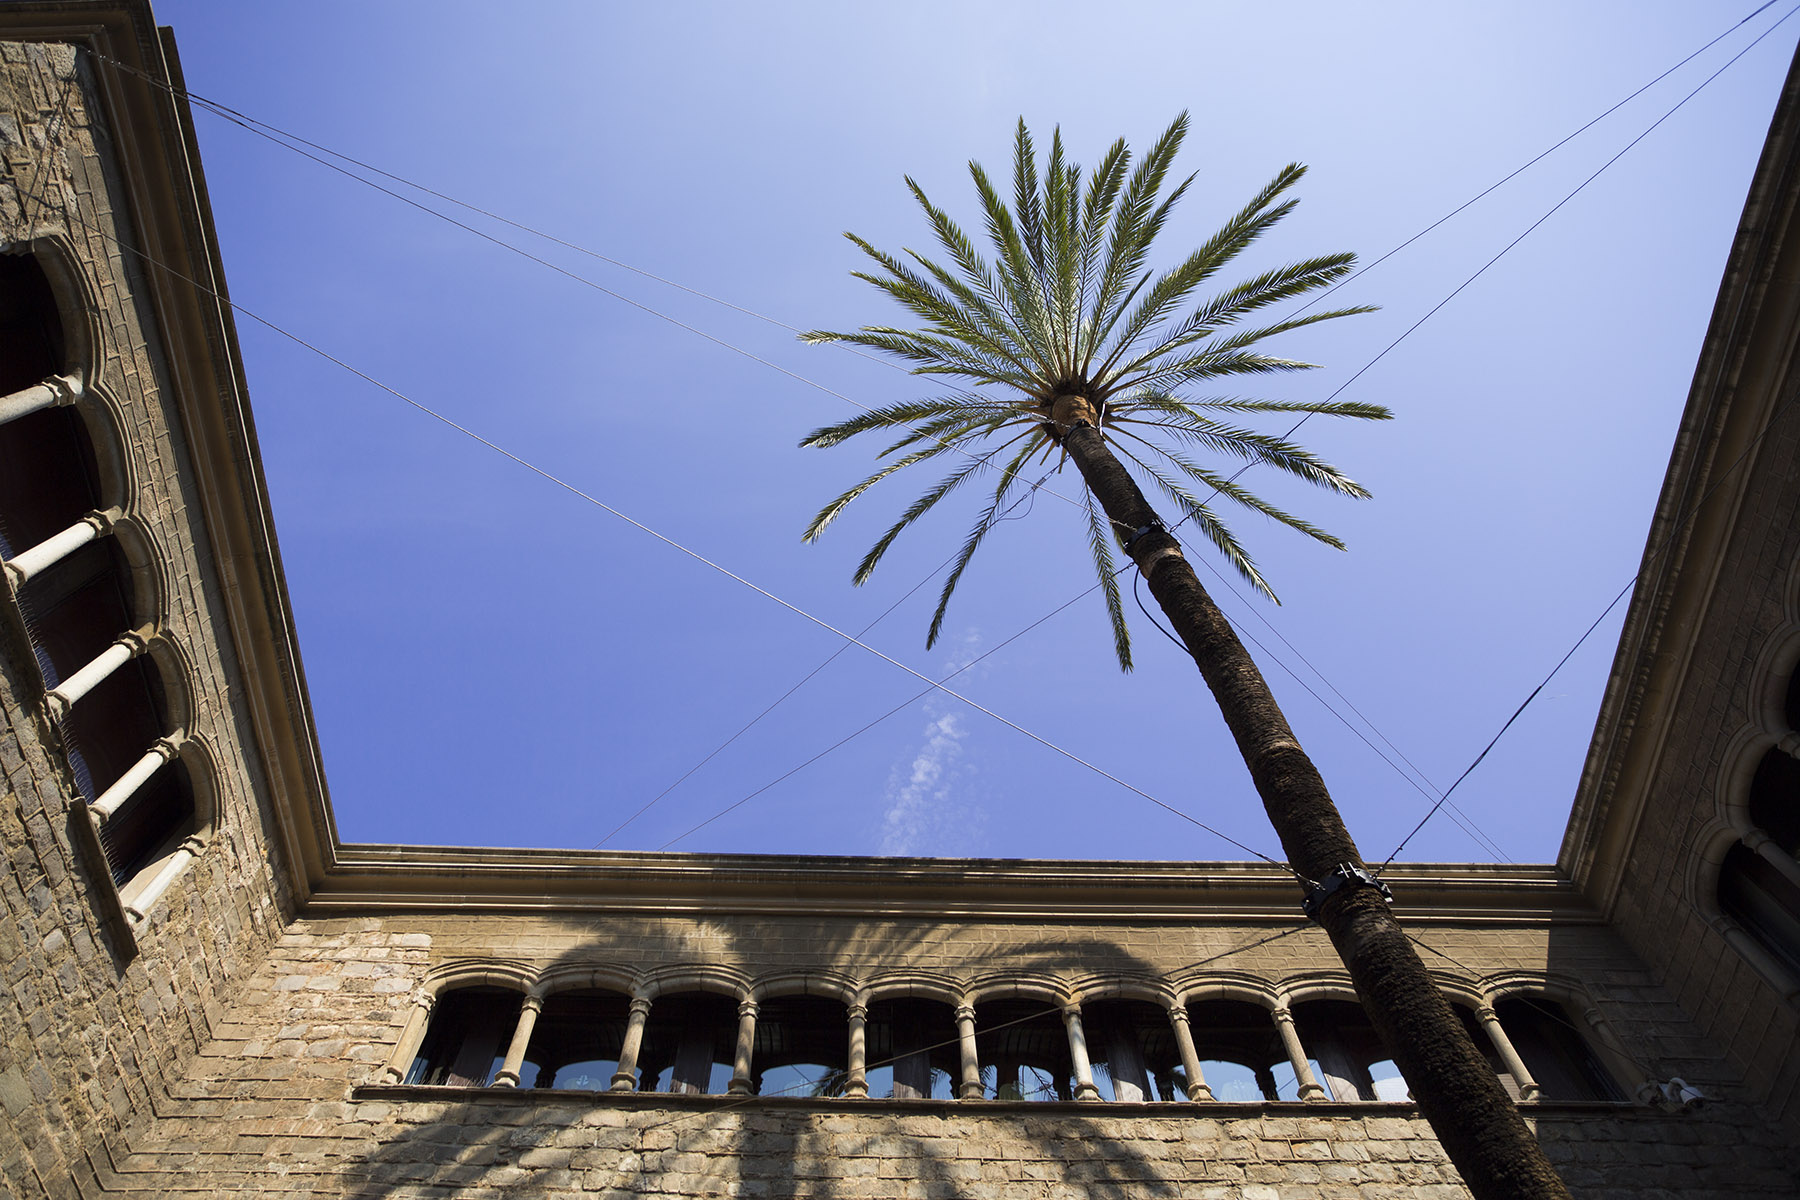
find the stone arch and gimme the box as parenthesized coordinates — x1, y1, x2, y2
(1066, 973, 1176, 1008)
(173, 730, 222, 843)
(422, 959, 535, 998)
(533, 961, 639, 1000)
(1276, 973, 1360, 1006)
(965, 972, 1071, 1006)
(7, 236, 98, 377)
(751, 969, 858, 1005)
(1171, 973, 1280, 1010)
(640, 963, 751, 1001)
(860, 971, 964, 1008)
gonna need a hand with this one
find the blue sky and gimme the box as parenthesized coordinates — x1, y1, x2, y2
(151, 1, 1795, 865)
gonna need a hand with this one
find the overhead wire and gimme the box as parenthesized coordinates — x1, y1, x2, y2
(76, 6, 1790, 869)
(14, 161, 1297, 876)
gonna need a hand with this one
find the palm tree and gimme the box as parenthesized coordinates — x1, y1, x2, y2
(799, 115, 1569, 1200)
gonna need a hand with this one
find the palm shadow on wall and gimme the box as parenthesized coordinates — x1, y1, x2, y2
(331, 916, 1304, 1199)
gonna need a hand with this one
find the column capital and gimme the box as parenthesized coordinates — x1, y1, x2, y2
(1270, 1005, 1295, 1025)
(1061, 1003, 1083, 1022)
(520, 994, 545, 1015)
(954, 1004, 976, 1024)
(628, 996, 653, 1017)
(82, 506, 123, 535)
(45, 371, 83, 406)
(1166, 1004, 1191, 1026)
(847, 1003, 868, 1022)
(178, 834, 208, 857)
(411, 990, 437, 1013)
(738, 998, 760, 1019)
(1475, 1003, 1499, 1022)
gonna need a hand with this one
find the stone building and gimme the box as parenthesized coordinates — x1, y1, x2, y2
(0, 2, 1797, 1196)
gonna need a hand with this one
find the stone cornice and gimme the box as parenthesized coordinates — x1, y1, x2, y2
(0, 1, 337, 903)
(307, 845, 1590, 924)
(1560, 40, 1800, 915)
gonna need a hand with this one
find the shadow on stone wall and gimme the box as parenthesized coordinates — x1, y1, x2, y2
(333, 927, 1223, 1198)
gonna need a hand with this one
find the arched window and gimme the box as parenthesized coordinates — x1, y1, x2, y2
(520, 988, 630, 1090)
(864, 998, 957, 1099)
(1081, 999, 1183, 1102)
(751, 996, 849, 1098)
(0, 250, 198, 920)
(1494, 997, 1624, 1102)
(637, 991, 738, 1095)
(1183, 999, 1320, 1101)
(1719, 747, 1800, 976)
(406, 987, 521, 1087)
(1292, 999, 1407, 1101)
(975, 1000, 1072, 1101)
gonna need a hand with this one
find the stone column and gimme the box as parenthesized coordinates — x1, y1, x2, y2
(954, 1004, 983, 1099)
(1167, 1004, 1212, 1100)
(2, 508, 119, 590)
(1271, 1003, 1327, 1100)
(728, 999, 759, 1095)
(124, 835, 204, 923)
(378, 991, 437, 1083)
(46, 626, 152, 720)
(1580, 1004, 1650, 1096)
(492, 994, 544, 1087)
(0, 371, 81, 427)
(1475, 1003, 1540, 1101)
(90, 733, 183, 822)
(844, 1002, 869, 1098)
(1711, 913, 1800, 1002)
(1778, 729, 1800, 763)
(1744, 828, 1800, 890)
(610, 997, 652, 1092)
(1062, 1005, 1101, 1102)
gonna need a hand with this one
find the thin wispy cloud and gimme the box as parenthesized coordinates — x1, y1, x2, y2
(876, 632, 988, 857)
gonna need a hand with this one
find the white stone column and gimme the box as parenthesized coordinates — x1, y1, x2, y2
(492, 994, 544, 1087)
(90, 733, 183, 822)
(124, 835, 204, 923)
(1063, 1005, 1101, 1102)
(728, 999, 759, 1095)
(45, 626, 152, 720)
(1778, 729, 1800, 762)
(2, 508, 119, 590)
(0, 371, 81, 427)
(1271, 1003, 1327, 1100)
(610, 997, 652, 1092)
(1711, 913, 1800, 1002)
(954, 1004, 983, 1099)
(844, 1002, 869, 1098)
(1580, 1004, 1650, 1096)
(379, 991, 437, 1083)
(1475, 1003, 1540, 1101)
(1167, 1004, 1212, 1100)
(1743, 828, 1800, 890)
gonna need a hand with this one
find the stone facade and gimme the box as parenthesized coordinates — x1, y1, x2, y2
(0, 3, 1797, 1198)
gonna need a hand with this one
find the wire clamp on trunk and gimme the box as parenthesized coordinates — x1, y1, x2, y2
(1302, 862, 1393, 921)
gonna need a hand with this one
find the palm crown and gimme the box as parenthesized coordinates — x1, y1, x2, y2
(800, 113, 1388, 669)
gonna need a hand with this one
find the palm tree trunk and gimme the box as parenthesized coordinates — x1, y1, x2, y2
(1058, 413, 1570, 1200)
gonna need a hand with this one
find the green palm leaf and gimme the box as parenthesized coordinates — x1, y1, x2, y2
(800, 116, 1387, 669)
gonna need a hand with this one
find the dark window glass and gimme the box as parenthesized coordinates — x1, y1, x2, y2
(520, 989, 630, 1090)
(0, 252, 64, 396)
(864, 998, 957, 1100)
(1720, 841, 1800, 977)
(1748, 748, 1800, 858)
(1495, 997, 1624, 1102)
(975, 1000, 1072, 1102)
(407, 987, 520, 1087)
(1185, 999, 1289, 1101)
(1082, 999, 1182, 1101)
(752, 996, 848, 1098)
(637, 992, 738, 1095)
(1292, 999, 1408, 1101)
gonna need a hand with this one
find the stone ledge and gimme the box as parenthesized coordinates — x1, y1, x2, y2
(350, 1083, 1643, 1119)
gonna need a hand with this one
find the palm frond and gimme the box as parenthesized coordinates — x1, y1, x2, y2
(801, 117, 1382, 666)
(1082, 492, 1133, 670)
